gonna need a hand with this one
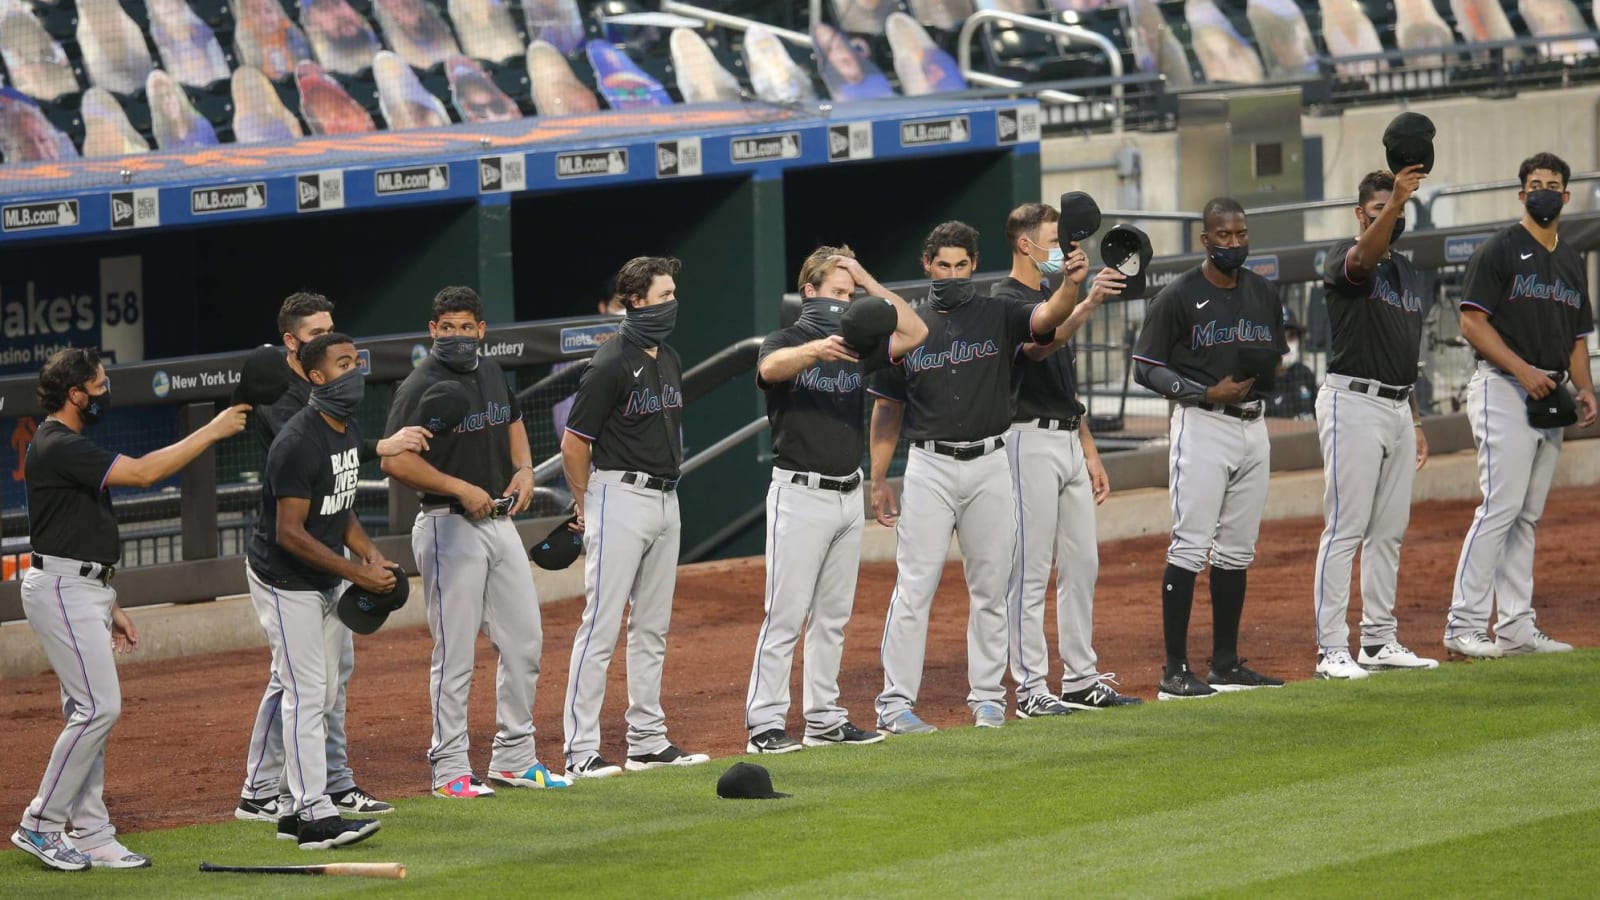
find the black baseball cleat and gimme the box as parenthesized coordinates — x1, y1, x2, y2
(747, 729, 803, 754)
(1206, 658, 1285, 692)
(331, 786, 393, 815)
(804, 722, 885, 747)
(625, 745, 711, 771)
(1061, 674, 1145, 710)
(234, 794, 280, 822)
(276, 814, 298, 841)
(1157, 664, 1218, 700)
(1016, 693, 1075, 718)
(296, 816, 380, 851)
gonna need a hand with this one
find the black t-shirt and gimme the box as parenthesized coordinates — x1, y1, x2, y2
(1323, 238, 1427, 386)
(384, 357, 522, 506)
(24, 419, 122, 565)
(566, 337, 684, 478)
(247, 408, 362, 591)
(869, 292, 1048, 442)
(1131, 267, 1289, 395)
(997, 277, 1082, 420)
(758, 326, 891, 477)
(1460, 224, 1595, 371)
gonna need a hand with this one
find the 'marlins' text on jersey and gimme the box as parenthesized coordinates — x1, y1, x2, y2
(1191, 318, 1276, 347)
(902, 339, 1000, 372)
(322, 447, 360, 515)
(1509, 274, 1585, 308)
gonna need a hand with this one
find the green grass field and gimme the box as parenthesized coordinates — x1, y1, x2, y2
(9, 653, 1600, 897)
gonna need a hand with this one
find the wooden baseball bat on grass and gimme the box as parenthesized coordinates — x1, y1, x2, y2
(199, 861, 406, 879)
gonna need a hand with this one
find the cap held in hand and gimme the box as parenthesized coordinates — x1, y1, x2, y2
(336, 565, 409, 635)
(839, 296, 897, 354)
(233, 345, 291, 407)
(1099, 225, 1153, 299)
(1058, 191, 1103, 243)
(716, 762, 789, 799)
(529, 515, 583, 570)
(414, 380, 473, 434)
(1383, 112, 1435, 175)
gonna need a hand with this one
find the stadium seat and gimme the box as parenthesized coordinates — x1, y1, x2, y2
(448, 0, 524, 63)
(147, 68, 220, 148)
(0, 85, 81, 160)
(300, 0, 385, 76)
(372, 0, 462, 70)
(526, 37, 599, 115)
(0, 6, 81, 101)
(149, 0, 233, 88)
(669, 26, 744, 102)
(295, 57, 377, 131)
(78, 0, 157, 95)
(522, 0, 585, 57)
(80, 84, 151, 156)
(235, 0, 316, 80)
(445, 54, 520, 120)
(231, 63, 305, 141)
(741, 23, 817, 102)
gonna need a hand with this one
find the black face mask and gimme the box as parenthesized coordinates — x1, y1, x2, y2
(432, 335, 481, 373)
(77, 384, 111, 426)
(795, 297, 846, 339)
(308, 370, 365, 422)
(927, 278, 975, 312)
(620, 300, 678, 349)
(1207, 243, 1250, 274)
(1524, 189, 1564, 227)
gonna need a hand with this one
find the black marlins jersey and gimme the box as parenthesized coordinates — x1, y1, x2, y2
(1322, 238, 1428, 388)
(1131, 266, 1288, 392)
(1459, 224, 1594, 372)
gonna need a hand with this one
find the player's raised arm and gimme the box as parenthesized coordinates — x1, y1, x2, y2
(1345, 165, 1423, 283)
(107, 403, 249, 488)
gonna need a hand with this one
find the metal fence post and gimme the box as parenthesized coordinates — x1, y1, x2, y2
(179, 402, 219, 561)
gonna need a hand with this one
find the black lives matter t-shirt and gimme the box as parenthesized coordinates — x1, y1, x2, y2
(248, 407, 362, 591)
(251, 361, 383, 461)
(1460, 224, 1595, 372)
(566, 337, 684, 478)
(385, 356, 521, 507)
(1322, 239, 1427, 387)
(758, 326, 890, 477)
(997, 277, 1083, 421)
(25, 420, 122, 565)
(1131, 266, 1288, 395)
(870, 291, 1047, 442)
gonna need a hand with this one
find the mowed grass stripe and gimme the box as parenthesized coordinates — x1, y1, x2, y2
(6, 653, 1596, 898)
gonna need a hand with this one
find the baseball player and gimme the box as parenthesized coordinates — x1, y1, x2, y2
(237, 293, 430, 824)
(14, 348, 247, 870)
(744, 245, 927, 754)
(1444, 152, 1597, 657)
(999, 203, 1142, 714)
(561, 256, 709, 777)
(868, 220, 1086, 733)
(245, 332, 392, 850)
(1131, 198, 1288, 700)
(382, 286, 567, 799)
(1312, 167, 1440, 680)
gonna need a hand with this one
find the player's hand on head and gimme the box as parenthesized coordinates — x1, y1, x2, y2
(829, 255, 868, 281)
(813, 335, 860, 363)
(870, 480, 898, 527)
(457, 484, 495, 520)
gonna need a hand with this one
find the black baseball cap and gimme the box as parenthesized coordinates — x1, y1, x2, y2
(529, 515, 583, 570)
(1058, 191, 1102, 243)
(414, 380, 472, 434)
(840, 296, 897, 354)
(1383, 112, 1435, 175)
(233, 344, 291, 407)
(336, 565, 409, 635)
(1526, 387, 1577, 429)
(1100, 225, 1153, 299)
(716, 762, 789, 800)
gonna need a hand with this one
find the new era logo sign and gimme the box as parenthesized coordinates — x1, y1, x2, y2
(109, 189, 159, 230)
(996, 106, 1041, 144)
(2, 199, 79, 232)
(295, 171, 344, 213)
(478, 155, 526, 192)
(655, 138, 702, 178)
(827, 122, 872, 162)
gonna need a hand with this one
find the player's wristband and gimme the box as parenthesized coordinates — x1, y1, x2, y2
(1414, 422, 1424, 428)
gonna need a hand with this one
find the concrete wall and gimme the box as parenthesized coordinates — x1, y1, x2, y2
(1041, 87, 1600, 252)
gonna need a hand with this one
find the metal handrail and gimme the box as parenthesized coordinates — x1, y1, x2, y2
(956, 9, 1124, 132)
(1314, 29, 1600, 68)
(1422, 171, 1600, 226)
(680, 416, 769, 477)
(661, 1, 810, 47)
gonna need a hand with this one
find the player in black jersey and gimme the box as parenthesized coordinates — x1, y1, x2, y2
(1445, 152, 1597, 657)
(1132, 197, 1288, 699)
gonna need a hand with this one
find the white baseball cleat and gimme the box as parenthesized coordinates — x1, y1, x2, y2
(1315, 648, 1369, 680)
(1498, 631, 1573, 655)
(1359, 642, 1440, 670)
(1443, 631, 1503, 659)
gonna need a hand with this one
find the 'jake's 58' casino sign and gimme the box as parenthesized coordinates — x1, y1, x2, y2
(0, 256, 145, 376)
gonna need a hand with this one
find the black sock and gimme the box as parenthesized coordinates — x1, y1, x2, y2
(1211, 567, 1248, 669)
(1162, 564, 1198, 674)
